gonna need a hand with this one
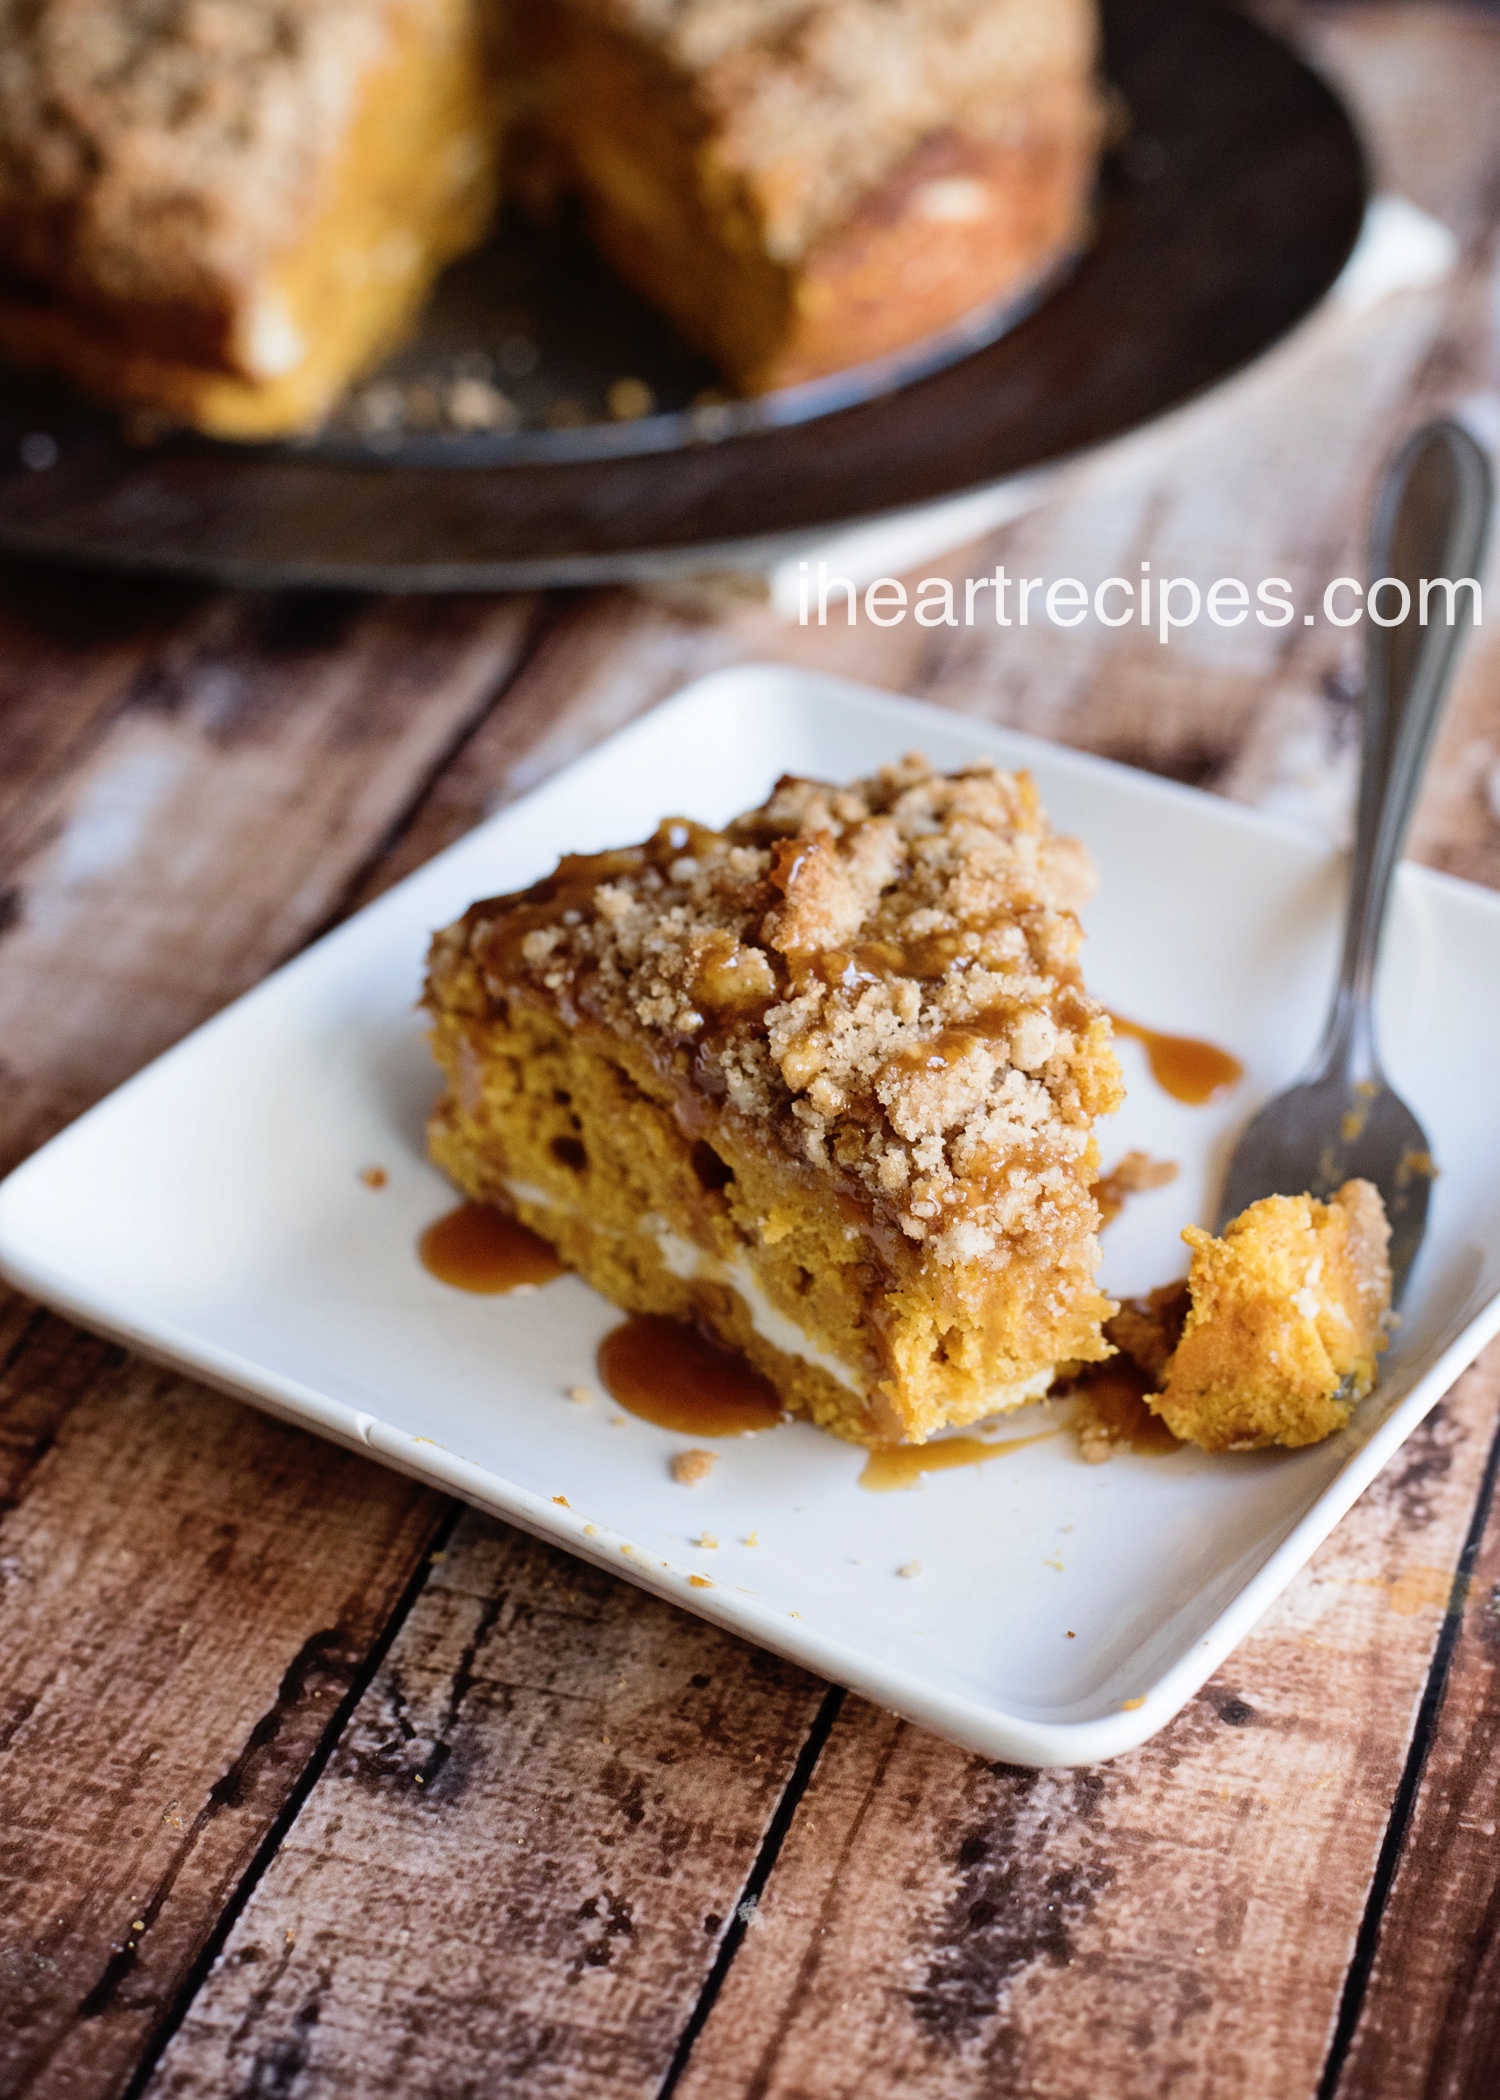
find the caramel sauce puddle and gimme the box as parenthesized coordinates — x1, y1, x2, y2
(419, 1202, 565, 1292)
(598, 1314, 785, 1436)
(1071, 1362, 1182, 1456)
(1107, 1013, 1244, 1106)
(860, 1426, 1063, 1492)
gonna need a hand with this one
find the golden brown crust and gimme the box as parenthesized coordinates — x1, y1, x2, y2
(754, 122, 1094, 392)
(548, 0, 1098, 265)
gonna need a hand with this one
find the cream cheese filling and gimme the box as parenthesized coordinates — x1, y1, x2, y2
(505, 1179, 1056, 1418)
(648, 1221, 867, 1396)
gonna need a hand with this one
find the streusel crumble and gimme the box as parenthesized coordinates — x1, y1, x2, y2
(425, 754, 1123, 1445)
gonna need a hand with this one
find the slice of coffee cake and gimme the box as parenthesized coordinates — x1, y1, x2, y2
(424, 755, 1123, 1446)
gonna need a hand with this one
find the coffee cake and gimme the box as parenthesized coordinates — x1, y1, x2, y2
(424, 754, 1123, 1446)
(0, 0, 1099, 433)
(517, 0, 1100, 392)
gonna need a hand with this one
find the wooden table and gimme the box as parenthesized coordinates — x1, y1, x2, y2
(3, 7, 1500, 2095)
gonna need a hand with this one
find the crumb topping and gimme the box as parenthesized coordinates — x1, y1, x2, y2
(0, 0, 1096, 359)
(429, 754, 1123, 1269)
(574, 0, 1098, 261)
(0, 0, 407, 312)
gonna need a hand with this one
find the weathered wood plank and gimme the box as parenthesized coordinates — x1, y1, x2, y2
(0, 1362, 445, 2100)
(0, 563, 196, 858)
(1332, 1407, 1500, 2098)
(0, 591, 535, 1172)
(0, 590, 537, 2100)
(671, 1354, 1500, 2100)
(352, 588, 740, 906)
(143, 1515, 829, 2100)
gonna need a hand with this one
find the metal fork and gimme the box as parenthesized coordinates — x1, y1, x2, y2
(1217, 418, 1492, 1301)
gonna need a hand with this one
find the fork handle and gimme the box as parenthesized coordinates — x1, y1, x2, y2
(1319, 419, 1492, 1076)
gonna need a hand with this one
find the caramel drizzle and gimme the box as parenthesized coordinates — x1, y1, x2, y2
(859, 1425, 1062, 1491)
(597, 1314, 785, 1436)
(1107, 1013, 1243, 1106)
(418, 1203, 565, 1292)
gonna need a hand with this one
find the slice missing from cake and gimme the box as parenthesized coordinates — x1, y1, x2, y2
(0, 0, 1099, 435)
(424, 755, 1123, 1446)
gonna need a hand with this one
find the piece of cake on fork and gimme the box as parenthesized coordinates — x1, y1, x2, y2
(1148, 1180, 1392, 1452)
(424, 754, 1124, 1446)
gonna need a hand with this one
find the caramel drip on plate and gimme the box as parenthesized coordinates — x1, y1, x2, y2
(1107, 1013, 1243, 1105)
(598, 1314, 785, 1436)
(859, 1426, 1062, 1492)
(419, 1203, 565, 1292)
(1072, 1362, 1182, 1456)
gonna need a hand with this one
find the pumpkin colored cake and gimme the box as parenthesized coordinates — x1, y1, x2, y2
(1149, 1180, 1392, 1453)
(515, 0, 1100, 394)
(424, 755, 1124, 1447)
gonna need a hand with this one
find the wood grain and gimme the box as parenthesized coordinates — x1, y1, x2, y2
(0, 589, 535, 2099)
(0, 591, 535, 1172)
(145, 1515, 829, 2100)
(0, 1362, 445, 2100)
(0, 563, 202, 854)
(351, 589, 741, 907)
(671, 1354, 1500, 2100)
(1333, 1419, 1500, 2100)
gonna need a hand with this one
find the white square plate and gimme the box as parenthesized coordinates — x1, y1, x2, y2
(4, 666, 1499, 1768)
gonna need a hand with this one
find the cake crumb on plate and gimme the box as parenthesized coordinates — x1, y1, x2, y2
(671, 1449, 716, 1485)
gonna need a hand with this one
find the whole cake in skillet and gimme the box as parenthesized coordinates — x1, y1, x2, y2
(425, 755, 1124, 1447)
(0, 0, 1100, 436)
